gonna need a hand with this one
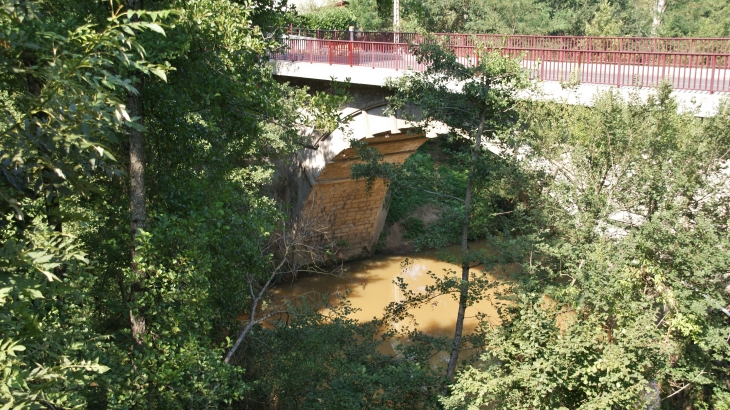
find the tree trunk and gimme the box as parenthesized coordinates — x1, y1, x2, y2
(128, 85, 146, 241)
(652, 0, 666, 36)
(445, 107, 487, 383)
(126, 0, 148, 345)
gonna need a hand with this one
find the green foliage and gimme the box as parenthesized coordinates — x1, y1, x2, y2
(6, 0, 730, 408)
(660, 0, 730, 37)
(296, 7, 357, 31)
(0, 2, 175, 407)
(443, 293, 666, 409)
(292, 0, 728, 37)
(0, 4, 172, 225)
(445, 85, 730, 408)
(585, 0, 624, 36)
(398, 0, 652, 35)
(402, 217, 426, 240)
(300, 0, 387, 31)
(98, 212, 253, 408)
(0, 0, 350, 407)
(385, 148, 466, 225)
(413, 206, 463, 250)
(401, 0, 563, 35)
(348, 0, 387, 30)
(238, 301, 443, 409)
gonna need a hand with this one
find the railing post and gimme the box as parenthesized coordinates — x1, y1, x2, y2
(310, 39, 313, 63)
(371, 42, 375, 69)
(395, 43, 399, 71)
(349, 41, 353, 67)
(710, 54, 716, 94)
(328, 41, 332, 65)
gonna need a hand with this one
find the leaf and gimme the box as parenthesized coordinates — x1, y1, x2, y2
(9, 343, 25, 354)
(149, 67, 167, 82)
(39, 270, 60, 282)
(30, 253, 53, 264)
(26, 289, 43, 299)
(54, 168, 66, 180)
(0, 287, 10, 301)
(145, 23, 166, 36)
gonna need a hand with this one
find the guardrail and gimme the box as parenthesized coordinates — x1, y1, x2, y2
(285, 27, 730, 54)
(275, 37, 730, 93)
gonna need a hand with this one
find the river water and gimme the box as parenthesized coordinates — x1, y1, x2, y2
(272, 241, 512, 366)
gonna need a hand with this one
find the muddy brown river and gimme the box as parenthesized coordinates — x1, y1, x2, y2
(271, 241, 513, 367)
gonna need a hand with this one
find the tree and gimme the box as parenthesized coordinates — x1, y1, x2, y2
(353, 40, 529, 384)
(0, 0, 352, 406)
(0, 1, 171, 407)
(660, 0, 730, 37)
(295, 6, 357, 31)
(125, 0, 150, 346)
(444, 84, 730, 408)
(398, 0, 651, 35)
(651, 0, 667, 35)
(585, 0, 624, 36)
(348, 0, 387, 30)
(89, 0, 353, 405)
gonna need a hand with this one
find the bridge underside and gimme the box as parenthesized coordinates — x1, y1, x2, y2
(301, 131, 428, 260)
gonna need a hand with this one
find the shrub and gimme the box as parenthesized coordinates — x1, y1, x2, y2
(402, 217, 426, 240)
(297, 7, 357, 31)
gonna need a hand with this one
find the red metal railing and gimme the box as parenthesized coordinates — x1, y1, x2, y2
(276, 36, 730, 93)
(286, 27, 730, 54)
(275, 39, 426, 71)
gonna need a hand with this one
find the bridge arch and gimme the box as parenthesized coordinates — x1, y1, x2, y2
(297, 102, 434, 260)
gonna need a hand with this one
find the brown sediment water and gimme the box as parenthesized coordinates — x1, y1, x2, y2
(270, 240, 514, 366)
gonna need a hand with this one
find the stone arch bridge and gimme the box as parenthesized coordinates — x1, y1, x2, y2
(272, 34, 730, 259)
(277, 79, 440, 260)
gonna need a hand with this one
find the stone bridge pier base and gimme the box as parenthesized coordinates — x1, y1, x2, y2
(301, 132, 428, 260)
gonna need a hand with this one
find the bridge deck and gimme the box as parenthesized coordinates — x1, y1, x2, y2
(272, 59, 725, 117)
(276, 39, 730, 94)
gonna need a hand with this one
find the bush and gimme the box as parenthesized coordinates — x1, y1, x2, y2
(297, 7, 357, 31)
(402, 217, 426, 240)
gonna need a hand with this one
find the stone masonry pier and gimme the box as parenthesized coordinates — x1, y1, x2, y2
(300, 131, 429, 260)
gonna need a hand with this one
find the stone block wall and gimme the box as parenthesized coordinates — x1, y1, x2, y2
(300, 131, 429, 260)
(303, 179, 388, 258)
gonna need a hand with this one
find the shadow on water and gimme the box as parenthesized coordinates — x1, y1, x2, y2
(270, 240, 515, 349)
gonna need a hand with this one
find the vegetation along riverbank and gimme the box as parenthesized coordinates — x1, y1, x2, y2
(2, 0, 730, 408)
